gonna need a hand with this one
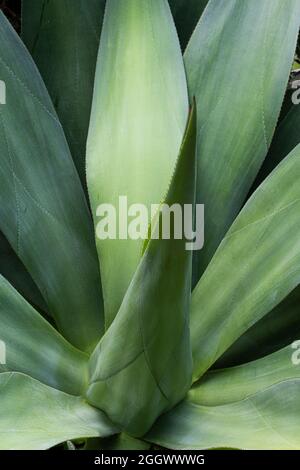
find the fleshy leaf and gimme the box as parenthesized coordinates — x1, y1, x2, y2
(148, 347, 300, 450)
(0, 275, 88, 396)
(254, 103, 300, 189)
(86, 106, 197, 437)
(191, 144, 300, 381)
(22, 0, 105, 184)
(217, 286, 300, 367)
(87, 0, 189, 327)
(189, 346, 300, 406)
(184, 0, 300, 281)
(0, 12, 103, 351)
(0, 373, 117, 450)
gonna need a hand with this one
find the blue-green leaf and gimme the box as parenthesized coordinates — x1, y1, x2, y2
(0, 275, 88, 396)
(86, 106, 196, 437)
(0, 11, 103, 351)
(22, 0, 105, 183)
(217, 286, 300, 367)
(185, 0, 300, 280)
(0, 373, 117, 450)
(87, 0, 189, 327)
(147, 347, 300, 450)
(191, 144, 300, 381)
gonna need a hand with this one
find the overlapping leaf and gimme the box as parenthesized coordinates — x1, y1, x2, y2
(0, 275, 88, 395)
(86, 106, 196, 437)
(189, 346, 300, 406)
(87, 0, 189, 327)
(147, 347, 300, 449)
(0, 373, 117, 450)
(0, 12, 103, 351)
(168, 0, 209, 50)
(147, 380, 300, 450)
(0, 231, 47, 312)
(217, 286, 300, 367)
(254, 103, 300, 189)
(191, 144, 300, 381)
(22, 0, 105, 183)
(184, 0, 300, 281)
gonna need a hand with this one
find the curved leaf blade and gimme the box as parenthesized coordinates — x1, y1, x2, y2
(184, 0, 300, 280)
(190, 346, 300, 406)
(217, 286, 300, 367)
(87, 0, 189, 327)
(0, 275, 88, 396)
(191, 144, 300, 381)
(0, 373, 117, 450)
(0, 231, 47, 312)
(22, 0, 105, 184)
(254, 103, 300, 189)
(86, 107, 196, 437)
(147, 379, 300, 450)
(0, 12, 103, 351)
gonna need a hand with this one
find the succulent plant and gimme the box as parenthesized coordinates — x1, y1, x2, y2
(0, 0, 300, 450)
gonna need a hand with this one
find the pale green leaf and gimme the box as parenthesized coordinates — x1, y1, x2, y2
(190, 346, 300, 406)
(87, 0, 189, 327)
(0, 12, 103, 351)
(254, 103, 300, 188)
(191, 144, 300, 381)
(148, 347, 300, 450)
(184, 0, 300, 280)
(0, 275, 88, 396)
(86, 106, 196, 437)
(217, 286, 300, 367)
(0, 373, 117, 450)
(147, 379, 300, 450)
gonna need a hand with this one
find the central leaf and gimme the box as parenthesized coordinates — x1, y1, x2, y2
(86, 107, 197, 436)
(86, 0, 189, 328)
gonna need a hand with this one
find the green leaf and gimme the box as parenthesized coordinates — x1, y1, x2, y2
(217, 286, 300, 367)
(86, 106, 197, 437)
(0, 275, 88, 396)
(189, 346, 300, 406)
(22, 0, 105, 184)
(0, 372, 117, 450)
(87, 0, 189, 327)
(191, 144, 300, 381)
(0, 12, 103, 352)
(147, 379, 300, 450)
(254, 103, 300, 189)
(184, 0, 300, 280)
(0, 231, 47, 312)
(168, 0, 209, 51)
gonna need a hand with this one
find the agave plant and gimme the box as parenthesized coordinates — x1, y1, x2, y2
(0, 0, 300, 450)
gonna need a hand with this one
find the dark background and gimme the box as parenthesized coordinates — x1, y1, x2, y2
(0, 0, 21, 31)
